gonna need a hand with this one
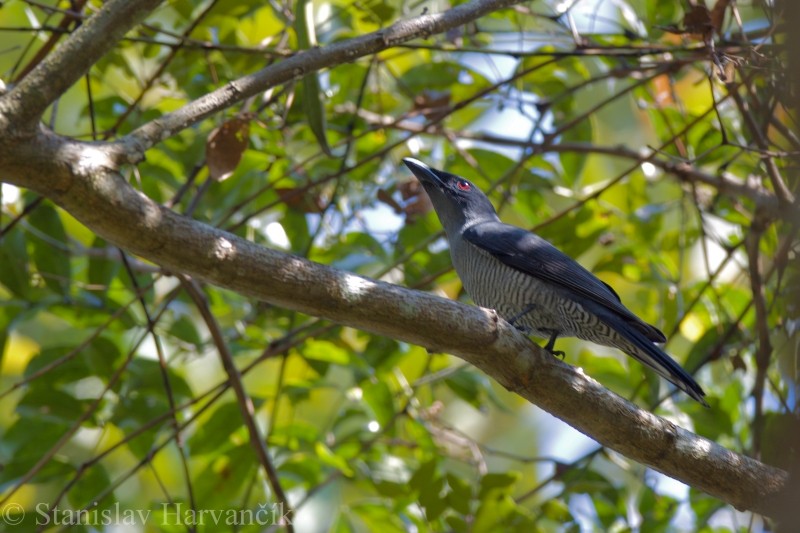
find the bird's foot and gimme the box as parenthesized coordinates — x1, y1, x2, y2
(543, 332, 564, 359)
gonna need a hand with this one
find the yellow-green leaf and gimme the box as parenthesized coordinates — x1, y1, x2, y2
(295, 0, 332, 156)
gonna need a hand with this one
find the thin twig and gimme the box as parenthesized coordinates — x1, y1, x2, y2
(179, 276, 295, 531)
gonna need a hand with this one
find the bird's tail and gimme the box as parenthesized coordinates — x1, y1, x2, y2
(602, 315, 708, 406)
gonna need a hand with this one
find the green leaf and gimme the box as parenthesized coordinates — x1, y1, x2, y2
(401, 62, 463, 92)
(419, 474, 446, 520)
(87, 236, 119, 296)
(0, 303, 22, 361)
(361, 380, 394, 428)
(360, 336, 403, 371)
(17, 386, 86, 425)
(188, 402, 242, 454)
(302, 339, 352, 365)
(542, 499, 572, 522)
(472, 491, 517, 532)
(759, 413, 798, 471)
(193, 444, 257, 508)
(28, 203, 71, 296)
(280, 451, 325, 486)
(351, 502, 406, 532)
(558, 116, 593, 188)
(0, 418, 73, 485)
(169, 314, 203, 345)
(295, 0, 332, 156)
(0, 227, 31, 298)
(444, 368, 501, 410)
(315, 441, 355, 477)
(446, 473, 473, 515)
(446, 515, 469, 533)
(408, 459, 437, 491)
(67, 462, 114, 510)
(478, 472, 520, 497)
(23, 337, 120, 396)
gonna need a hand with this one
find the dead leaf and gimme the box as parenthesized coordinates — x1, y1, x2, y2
(377, 188, 403, 214)
(399, 179, 432, 220)
(682, 5, 713, 40)
(276, 187, 326, 213)
(710, 0, 731, 35)
(412, 91, 451, 121)
(651, 74, 674, 105)
(206, 117, 251, 181)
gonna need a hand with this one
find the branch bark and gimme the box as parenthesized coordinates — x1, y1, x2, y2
(2, 0, 164, 129)
(119, 0, 523, 157)
(0, 130, 789, 517)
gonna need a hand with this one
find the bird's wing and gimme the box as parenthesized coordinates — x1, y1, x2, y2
(463, 221, 666, 342)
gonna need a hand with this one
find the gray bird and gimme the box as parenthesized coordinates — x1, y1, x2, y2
(403, 158, 707, 406)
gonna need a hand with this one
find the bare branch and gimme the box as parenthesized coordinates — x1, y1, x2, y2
(120, 0, 524, 157)
(180, 277, 294, 530)
(1, 0, 164, 129)
(12, 0, 87, 83)
(340, 103, 785, 214)
(727, 81, 795, 205)
(0, 133, 789, 517)
(745, 222, 773, 458)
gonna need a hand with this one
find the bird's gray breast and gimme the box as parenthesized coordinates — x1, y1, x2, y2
(450, 238, 609, 342)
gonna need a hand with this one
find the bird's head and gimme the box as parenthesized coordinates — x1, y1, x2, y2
(402, 158, 499, 235)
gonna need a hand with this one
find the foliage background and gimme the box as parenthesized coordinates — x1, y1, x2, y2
(0, 0, 797, 531)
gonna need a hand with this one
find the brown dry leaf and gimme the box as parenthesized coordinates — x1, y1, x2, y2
(399, 179, 432, 220)
(412, 91, 452, 121)
(767, 103, 792, 150)
(682, 5, 713, 41)
(376, 188, 403, 214)
(651, 74, 674, 105)
(721, 58, 736, 83)
(276, 187, 326, 213)
(709, 0, 731, 35)
(206, 117, 251, 181)
(377, 181, 432, 221)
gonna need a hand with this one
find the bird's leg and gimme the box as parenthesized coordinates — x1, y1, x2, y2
(507, 304, 537, 330)
(543, 331, 565, 359)
(507, 306, 565, 359)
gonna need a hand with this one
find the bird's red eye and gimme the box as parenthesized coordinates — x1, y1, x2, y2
(456, 180, 471, 191)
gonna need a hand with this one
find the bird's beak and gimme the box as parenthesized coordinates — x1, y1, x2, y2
(403, 158, 444, 188)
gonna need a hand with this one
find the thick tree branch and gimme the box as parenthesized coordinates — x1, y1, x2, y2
(119, 0, 523, 158)
(0, 134, 789, 517)
(0, 0, 164, 129)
